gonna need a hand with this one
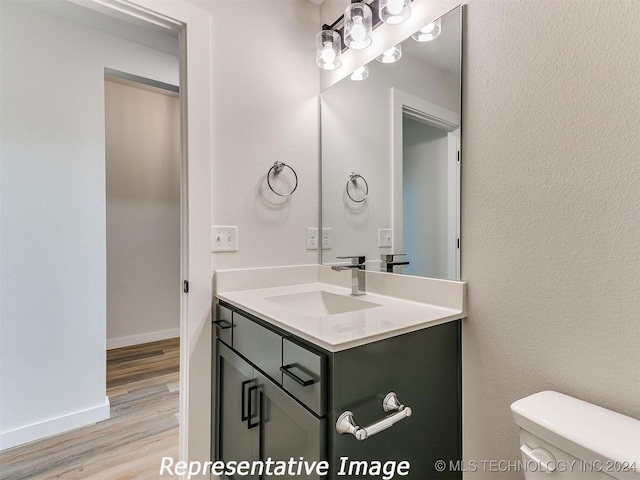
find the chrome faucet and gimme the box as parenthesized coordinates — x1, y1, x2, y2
(331, 256, 366, 296)
(380, 253, 410, 273)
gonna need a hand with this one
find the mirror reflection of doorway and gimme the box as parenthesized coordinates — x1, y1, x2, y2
(402, 118, 451, 278)
(393, 89, 461, 280)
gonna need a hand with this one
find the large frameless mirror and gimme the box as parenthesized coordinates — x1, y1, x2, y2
(321, 6, 462, 280)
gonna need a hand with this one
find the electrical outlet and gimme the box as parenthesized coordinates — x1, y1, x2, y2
(212, 226, 238, 252)
(378, 228, 392, 248)
(306, 227, 319, 250)
(321, 228, 331, 250)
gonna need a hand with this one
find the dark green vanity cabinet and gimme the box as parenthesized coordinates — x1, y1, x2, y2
(214, 304, 326, 480)
(213, 301, 461, 480)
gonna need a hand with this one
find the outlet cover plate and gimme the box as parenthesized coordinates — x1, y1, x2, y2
(306, 227, 318, 250)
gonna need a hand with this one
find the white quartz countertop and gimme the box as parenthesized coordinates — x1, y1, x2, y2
(217, 281, 465, 352)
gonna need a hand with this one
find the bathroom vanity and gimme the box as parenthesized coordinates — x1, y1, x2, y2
(212, 267, 465, 480)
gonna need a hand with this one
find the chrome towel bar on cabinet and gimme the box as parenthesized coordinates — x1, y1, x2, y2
(267, 161, 298, 197)
(336, 392, 412, 441)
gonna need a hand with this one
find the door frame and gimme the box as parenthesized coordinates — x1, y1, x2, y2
(391, 88, 461, 280)
(75, 0, 213, 468)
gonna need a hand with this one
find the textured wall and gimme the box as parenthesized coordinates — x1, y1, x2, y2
(461, 1, 640, 477)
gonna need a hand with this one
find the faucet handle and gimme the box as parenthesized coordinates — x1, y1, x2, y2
(337, 255, 366, 265)
(380, 253, 407, 262)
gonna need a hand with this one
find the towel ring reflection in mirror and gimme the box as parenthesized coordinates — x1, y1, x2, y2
(267, 161, 298, 197)
(346, 172, 368, 203)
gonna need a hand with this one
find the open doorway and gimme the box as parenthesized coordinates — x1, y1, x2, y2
(104, 71, 181, 469)
(105, 71, 181, 349)
(0, 0, 213, 466)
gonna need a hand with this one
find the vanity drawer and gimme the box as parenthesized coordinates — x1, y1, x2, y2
(233, 311, 282, 384)
(214, 303, 233, 346)
(281, 337, 326, 416)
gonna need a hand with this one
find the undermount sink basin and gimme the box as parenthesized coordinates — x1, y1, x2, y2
(265, 290, 381, 316)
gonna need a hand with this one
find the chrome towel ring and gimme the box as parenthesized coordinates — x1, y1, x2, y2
(267, 161, 298, 197)
(346, 172, 368, 203)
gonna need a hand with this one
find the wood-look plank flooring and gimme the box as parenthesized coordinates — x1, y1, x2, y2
(0, 338, 180, 480)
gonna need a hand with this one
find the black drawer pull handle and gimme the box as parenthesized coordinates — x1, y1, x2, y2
(281, 364, 315, 387)
(241, 379, 255, 421)
(213, 319, 232, 329)
(247, 386, 261, 429)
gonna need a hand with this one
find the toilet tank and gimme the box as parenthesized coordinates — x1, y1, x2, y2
(511, 391, 640, 480)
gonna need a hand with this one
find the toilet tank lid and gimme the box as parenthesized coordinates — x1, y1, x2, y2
(511, 391, 640, 469)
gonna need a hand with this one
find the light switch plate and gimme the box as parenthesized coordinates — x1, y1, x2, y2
(378, 228, 392, 248)
(212, 226, 238, 252)
(306, 227, 318, 250)
(321, 227, 331, 250)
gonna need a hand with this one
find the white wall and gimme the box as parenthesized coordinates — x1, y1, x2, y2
(105, 79, 180, 349)
(0, 1, 178, 449)
(201, 0, 321, 271)
(462, 1, 640, 476)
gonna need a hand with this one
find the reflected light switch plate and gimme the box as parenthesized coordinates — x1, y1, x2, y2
(212, 226, 238, 252)
(378, 228, 392, 248)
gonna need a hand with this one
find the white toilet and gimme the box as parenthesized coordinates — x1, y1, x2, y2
(511, 390, 640, 480)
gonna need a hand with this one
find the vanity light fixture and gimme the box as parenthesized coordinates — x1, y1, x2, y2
(376, 44, 402, 63)
(316, 0, 414, 70)
(350, 65, 369, 81)
(379, 0, 410, 25)
(412, 18, 441, 42)
(316, 30, 342, 70)
(344, 2, 373, 50)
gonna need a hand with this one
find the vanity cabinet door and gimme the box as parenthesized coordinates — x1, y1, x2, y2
(216, 341, 259, 480)
(254, 371, 326, 480)
(329, 321, 462, 479)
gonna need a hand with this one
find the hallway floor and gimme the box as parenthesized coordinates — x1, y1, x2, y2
(0, 338, 180, 479)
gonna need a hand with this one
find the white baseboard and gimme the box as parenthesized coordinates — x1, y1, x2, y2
(0, 396, 110, 451)
(107, 328, 180, 350)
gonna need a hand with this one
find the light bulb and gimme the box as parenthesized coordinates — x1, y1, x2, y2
(344, 3, 372, 49)
(316, 30, 341, 70)
(321, 42, 336, 64)
(422, 23, 436, 34)
(387, 0, 404, 15)
(412, 18, 442, 42)
(350, 65, 369, 81)
(376, 44, 402, 63)
(380, 0, 410, 25)
(351, 17, 366, 43)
